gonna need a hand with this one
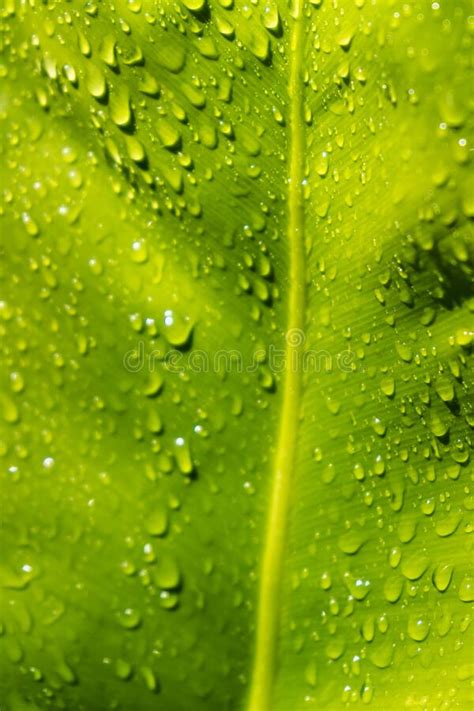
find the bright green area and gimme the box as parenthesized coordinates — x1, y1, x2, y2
(0, 0, 473, 709)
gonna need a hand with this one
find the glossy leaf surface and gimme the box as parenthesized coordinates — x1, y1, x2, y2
(0, 0, 473, 709)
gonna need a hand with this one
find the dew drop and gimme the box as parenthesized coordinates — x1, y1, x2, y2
(154, 554, 181, 589)
(117, 608, 141, 630)
(383, 574, 403, 603)
(401, 553, 429, 581)
(156, 119, 181, 150)
(181, 0, 206, 10)
(110, 87, 132, 128)
(156, 41, 186, 73)
(163, 310, 193, 347)
(316, 152, 329, 177)
(408, 614, 430, 642)
(433, 563, 454, 592)
(458, 576, 474, 602)
(248, 32, 271, 62)
(146, 505, 168, 537)
(380, 376, 395, 397)
(396, 342, 413, 363)
(131, 239, 148, 264)
(116, 659, 133, 680)
(435, 376, 454, 402)
(173, 436, 193, 475)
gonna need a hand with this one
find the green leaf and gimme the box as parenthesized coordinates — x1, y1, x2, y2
(0, 0, 472, 710)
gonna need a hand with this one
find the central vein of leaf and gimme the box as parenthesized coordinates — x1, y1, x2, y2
(247, 2, 306, 709)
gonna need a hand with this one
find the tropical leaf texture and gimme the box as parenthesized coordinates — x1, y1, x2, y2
(0, 0, 473, 709)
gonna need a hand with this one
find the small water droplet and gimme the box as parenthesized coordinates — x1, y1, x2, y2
(117, 608, 141, 629)
(408, 614, 430, 642)
(146, 505, 168, 537)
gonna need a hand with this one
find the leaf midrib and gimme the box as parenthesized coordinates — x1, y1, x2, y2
(247, 2, 306, 709)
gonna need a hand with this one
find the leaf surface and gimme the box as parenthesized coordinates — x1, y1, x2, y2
(0, 0, 473, 710)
